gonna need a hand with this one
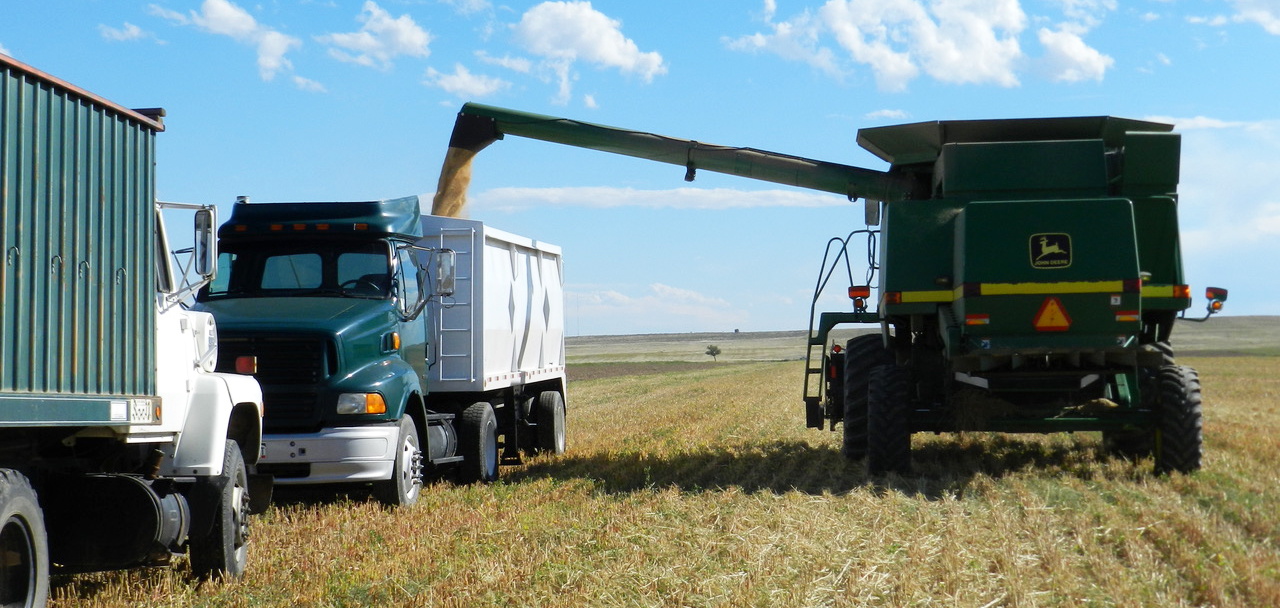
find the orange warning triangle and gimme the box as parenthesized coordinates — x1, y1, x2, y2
(1034, 297, 1072, 332)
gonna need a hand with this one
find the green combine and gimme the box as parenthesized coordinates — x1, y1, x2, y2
(442, 104, 1226, 475)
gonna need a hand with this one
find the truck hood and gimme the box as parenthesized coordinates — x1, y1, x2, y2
(193, 297, 395, 336)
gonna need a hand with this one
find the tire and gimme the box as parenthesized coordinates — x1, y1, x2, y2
(375, 417, 423, 506)
(189, 440, 250, 579)
(457, 402, 499, 484)
(1154, 365, 1203, 474)
(535, 391, 567, 455)
(0, 470, 48, 608)
(866, 365, 911, 476)
(842, 334, 894, 460)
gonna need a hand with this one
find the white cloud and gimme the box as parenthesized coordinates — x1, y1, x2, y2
(583, 94, 598, 108)
(0, 43, 9, 56)
(1038, 26, 1112, 82)
(513, 1, 666, 103)
(476, 50, 532, 73)
(1227, 0, 1280, 34)
(724, 9, 843, 79)
(317, 1, 431, 69)
(150, 0, 301, 81)
(292, 75, 327, 93)
(866, 109, 908, 120)
(570, 283, 748, 335)
(471, 186, 845, 212)
(100, 22, 148, 42)
(441, 0, 492, 15)
(424, 64, 510, 98)
(1142, 115, 1254, 130)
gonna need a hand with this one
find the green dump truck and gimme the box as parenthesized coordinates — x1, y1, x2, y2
(440, 103, 1225, 476)
(1, 55, 265, 604)
(192, 197, 567, 505)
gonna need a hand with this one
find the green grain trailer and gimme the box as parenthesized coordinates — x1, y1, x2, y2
(1, 55, 264, 604)
(441, 103, 1226, 476)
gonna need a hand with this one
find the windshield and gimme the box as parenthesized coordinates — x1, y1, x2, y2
(198, 240, 392, 300)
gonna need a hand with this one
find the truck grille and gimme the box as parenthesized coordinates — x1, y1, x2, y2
(217, 335, 334, 430)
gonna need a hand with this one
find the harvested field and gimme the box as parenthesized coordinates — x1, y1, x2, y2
(49, 320, 1280, 607)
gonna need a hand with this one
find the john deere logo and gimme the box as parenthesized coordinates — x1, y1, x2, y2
(1030, 233, 1071, 269)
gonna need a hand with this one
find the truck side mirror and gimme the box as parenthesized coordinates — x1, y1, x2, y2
(435, 249, 456, 297)
(194, 208, 218, 278)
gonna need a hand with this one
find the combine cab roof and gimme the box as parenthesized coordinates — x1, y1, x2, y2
(857, 116, 1174, 166)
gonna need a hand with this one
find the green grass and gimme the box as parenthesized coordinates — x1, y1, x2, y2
(50, 354, 1280, 607)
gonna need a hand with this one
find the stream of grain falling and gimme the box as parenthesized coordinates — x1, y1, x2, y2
(430, 145, 476, 218)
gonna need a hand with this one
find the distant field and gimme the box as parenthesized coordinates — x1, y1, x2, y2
(566, 315, 1280, 365)
(50, 321, 1279, 607)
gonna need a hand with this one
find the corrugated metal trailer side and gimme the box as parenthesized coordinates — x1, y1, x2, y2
(0, 54, 161, 406)
(420, 215, 565, 394)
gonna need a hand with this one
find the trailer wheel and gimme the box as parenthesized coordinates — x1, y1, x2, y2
(1154, 365, 1203, 474)
(376, 417, 423, 506)
(458, 403, 499, 483)
(866, 365, 911, 476)
(0, 470, 48, 608)
(190, 440, 250, 579)
(842, 335, 894, 460)
(535, 391, 567, 455)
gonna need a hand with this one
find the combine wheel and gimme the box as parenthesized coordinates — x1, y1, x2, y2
(841, 334, 894, 461)
(190, 440, 250, 579)
(535, 390, 567, 455)
(1154, 365, 1203, 474)
(375, 416, 423, 506)
(0, 470, 48, 608)
(866, 365, 911, 476)
(457, 402, 499, 483)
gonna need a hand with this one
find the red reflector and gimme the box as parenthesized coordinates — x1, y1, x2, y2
(831, 344, 843, 354)
(292, 224, 306, 231)
(849, 286, 871, 299)
(965, 314, 990, 326)
(1174, 285, 1191, 299)
(884, 292, 902, 305)
(234, 225, 248, 232)
(1115, 310, 1140, 322)
(1033, 297, 1072, 332)
(961, 283, 982, 298)
(1123, 279, 1142, 293)
(354, 223, 369, 231)
(269, 224, 283, 231)
(316, 223, 330, 231)
(235, 356, 258, 375)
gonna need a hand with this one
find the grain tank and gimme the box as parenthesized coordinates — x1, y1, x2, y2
(440, 103, 1226, 476)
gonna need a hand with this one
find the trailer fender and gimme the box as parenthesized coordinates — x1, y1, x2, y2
(166, 373, 264, 476)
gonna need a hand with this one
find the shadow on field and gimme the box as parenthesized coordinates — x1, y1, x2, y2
(510, 434, 1141, 500)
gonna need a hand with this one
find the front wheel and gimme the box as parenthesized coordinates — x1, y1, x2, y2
(457, 402, 499, 484)
(1154, 365, 1203, 474)
(842, 334, 894, 460)
(0, 470, 48, 608)
(866, 365, 911, 476)
(189, 440, 250, 579)
(375, 416, 423, 506)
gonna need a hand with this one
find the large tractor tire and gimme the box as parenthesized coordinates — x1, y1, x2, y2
(457, 402, 500, 484)
(841, 334, 894, 461)
(1154, 365, 1203, 474)
(535, 390, 567, 455)
(189, 440, 250, 579)
(376, 416, 424, 507)
(0, 470, 48, 608)
(866, 365, 911, 476)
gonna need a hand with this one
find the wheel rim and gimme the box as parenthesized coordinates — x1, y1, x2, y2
(0, 516, 35, 606)
(400, 430, 423, 501)
(484, 422, 498, 478)
(232, 473, 250, 565)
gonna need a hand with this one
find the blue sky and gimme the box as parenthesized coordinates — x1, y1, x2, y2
(2, 0, 1276, 335)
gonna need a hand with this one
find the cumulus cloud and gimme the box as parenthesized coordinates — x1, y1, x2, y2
(513, 1, 667, 104)
(441, 0, 492, 15)
(729, 0, 1125, 90)
(293, 75, 327, 93)
(100, 22, 149, 42)
(476, 50, 533, 73)
(1226, 0, 1280, 34)
(424, 64, 510, 98)
(470, 186, 844, 212)
(317, 1, 431, 69)
(149, 0, 300, 81)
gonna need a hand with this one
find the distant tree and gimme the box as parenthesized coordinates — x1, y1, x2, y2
(705, 344, 722, 361)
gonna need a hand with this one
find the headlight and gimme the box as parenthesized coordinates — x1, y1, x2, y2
(336, 393, 387, 415)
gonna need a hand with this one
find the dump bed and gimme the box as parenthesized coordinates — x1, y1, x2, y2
(0, 54, 161, 409)
(419, 216, 565, 394)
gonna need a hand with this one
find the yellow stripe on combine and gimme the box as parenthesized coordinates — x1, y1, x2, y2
(899, 290, 953, 303)
(973, 280, 1126, 296)
(1140, 284, 1176, 298)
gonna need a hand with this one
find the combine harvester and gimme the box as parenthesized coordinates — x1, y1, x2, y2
(439, 103, 1226, 476)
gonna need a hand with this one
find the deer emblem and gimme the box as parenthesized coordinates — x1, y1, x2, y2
(1036, 236, 1066, 260)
